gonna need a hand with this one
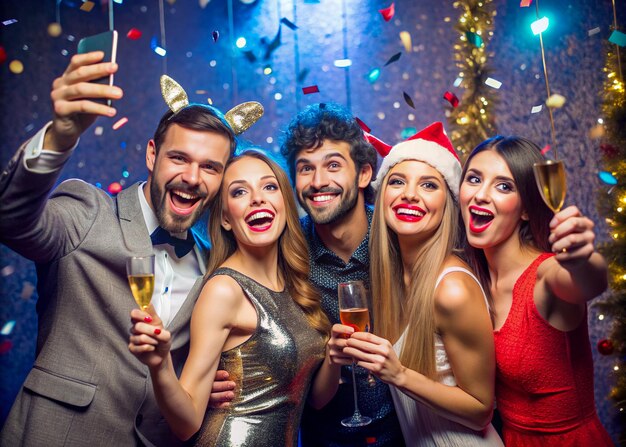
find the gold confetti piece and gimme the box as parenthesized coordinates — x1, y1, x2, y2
(80, 1, 95, 12)
(588, 124, 605, 139)
(400, 31, 412, 53)
(47, 22, 62, 37)
(545, 93, 566, 108)
(9, 60, 23, 74)
(112, 117, 128, 130)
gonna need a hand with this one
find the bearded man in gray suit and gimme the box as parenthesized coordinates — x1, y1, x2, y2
(0, 51, 236, 446)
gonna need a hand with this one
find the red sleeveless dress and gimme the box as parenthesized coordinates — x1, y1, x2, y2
(494, 253, 613, 446)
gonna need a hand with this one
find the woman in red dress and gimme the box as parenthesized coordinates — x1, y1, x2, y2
(459, 135, 613, 446)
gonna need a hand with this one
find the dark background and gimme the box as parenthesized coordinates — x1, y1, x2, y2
(0, 0, 622, 441)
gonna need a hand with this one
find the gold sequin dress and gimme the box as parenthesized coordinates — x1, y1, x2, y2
(194, 268, 326, 447)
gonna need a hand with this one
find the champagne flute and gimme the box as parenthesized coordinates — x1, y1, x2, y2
(533, 159, 566, 212)
(338, 280, 372, 428)
(126, 255, 155, 310)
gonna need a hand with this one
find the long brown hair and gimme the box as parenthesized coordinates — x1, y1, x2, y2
(370, 167, 461, 380)
(460, 136, 553, 300)
(207, 150, 330, 337)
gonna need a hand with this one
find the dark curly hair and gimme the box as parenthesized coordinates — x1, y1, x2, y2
(280, 103, 378, 204)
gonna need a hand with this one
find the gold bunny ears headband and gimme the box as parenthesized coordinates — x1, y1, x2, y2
(160, 75, 264, 135)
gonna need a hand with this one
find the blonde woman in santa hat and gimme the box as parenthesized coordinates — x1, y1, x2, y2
(343, 123, 503, 446)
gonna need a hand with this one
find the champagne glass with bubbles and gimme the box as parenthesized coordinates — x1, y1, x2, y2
(338, 280, 372, 427)
(126, 255, 155, 310)
(533, 159, 566, 213)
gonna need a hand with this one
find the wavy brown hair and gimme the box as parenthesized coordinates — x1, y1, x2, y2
(369, 167, 462, 380)
(206, 150, 330, 337)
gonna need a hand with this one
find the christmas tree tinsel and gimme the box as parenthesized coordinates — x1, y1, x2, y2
(594, 42, 626, 445)
(448, 0, 498, 156)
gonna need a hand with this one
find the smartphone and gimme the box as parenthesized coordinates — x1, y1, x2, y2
(77, 30, 118, 105)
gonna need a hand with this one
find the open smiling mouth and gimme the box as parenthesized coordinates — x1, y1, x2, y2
(245, 210, 275, 232)
(309, 194, 338, 204)
(169, 189, 202, 216)
(393, 204, 425, 222)
(469, 206, 494, 232)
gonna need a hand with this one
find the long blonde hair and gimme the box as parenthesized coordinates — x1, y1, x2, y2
(370, 168, 460, 380)
(207, 150, 331, 338)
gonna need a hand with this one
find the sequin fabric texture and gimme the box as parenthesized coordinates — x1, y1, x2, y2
(194, 268, 325, 447)
(299, 206, 405, 447)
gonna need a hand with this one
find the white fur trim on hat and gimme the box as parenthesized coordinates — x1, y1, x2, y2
(371, 139, 462, 200)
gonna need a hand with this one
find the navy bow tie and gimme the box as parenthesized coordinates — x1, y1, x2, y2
(150, 227, 195, 258)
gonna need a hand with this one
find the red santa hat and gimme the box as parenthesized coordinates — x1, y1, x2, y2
(370, 122, 462, 200)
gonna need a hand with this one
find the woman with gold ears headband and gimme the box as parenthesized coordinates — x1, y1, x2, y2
(130, 77, 342, 446)
(344, 123, 503, 446)
(459, 136, 612, 446)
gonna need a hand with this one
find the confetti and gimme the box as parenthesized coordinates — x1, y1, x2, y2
(25, 123, 35, 133)
(199, 0, 210, 8)
(355, 117, 371, 133)
(21, 281, 35, 300)
(485, 77, 502, 89)
(403, 92, 415, 109)
(443, 91, 459, 108)
(297, 68, 309, 83)
(588, 27, 601, 37)
(242, 50, 257, 63)
(399, 31, 412, 53)
(540, 144, 551, 155)
(334, 59, 352, 68)
(302, 85, 320, 95)
(1, 321, 15, 336)
(598, 171, 618, 186)
(263, 27, 282, 60)
(0, 47, 6, 65)
(2, 19, 18, 26)
(127, 28, 142, 40)
(108, 182, 123, 194)
(465, 31, 484, 47)
(531, 105, 543, 114)
(379, 3, 395, 22)
(453, 77, 463, 87)
(80, 1, 95, 12)
(367, 68, 381, 83)
(112, 117, 128, 130)
(520, 0, 532, 6)
(1, 265, 15, 277)
(48, 23, 62, 37)
(609, 30, 626, 47)
(94, 126, 104, 136)
(0, 340, 13, 355)
(280, 17, 298, 30)
(212, 30, 219, 42)
(384, 52, 402, 67)
(545, 93, 566, 108)
(401, 127, 417, 139)
(588, 124, 605, 139)
(9, 60, 24, 74)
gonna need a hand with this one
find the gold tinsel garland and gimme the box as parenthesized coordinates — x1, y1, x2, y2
(594, 43, 626, 445)
(448, 0, 498, 155)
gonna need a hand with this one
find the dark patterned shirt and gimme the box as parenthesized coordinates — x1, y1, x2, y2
(300, 206, 405, 447)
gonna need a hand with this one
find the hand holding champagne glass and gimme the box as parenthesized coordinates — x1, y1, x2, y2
(126, 255, 155, 310)
(338, 280, 372, 428)
(533, 159, 566, 212)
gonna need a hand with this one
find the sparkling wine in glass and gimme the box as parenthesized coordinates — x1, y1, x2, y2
(533, 159, 566, 212)
(126, 255, 155, 310)
(338, 280, 372, 428)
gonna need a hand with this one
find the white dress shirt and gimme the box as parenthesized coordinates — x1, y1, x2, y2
(24, 123, 206, 327)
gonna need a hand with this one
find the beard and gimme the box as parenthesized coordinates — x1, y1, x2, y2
(150, 179, 209, 233)
(298, 176, 359, 225)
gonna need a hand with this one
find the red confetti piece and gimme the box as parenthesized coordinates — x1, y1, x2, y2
(597, 339, 614, 355)
(302, 85, 319, 95)
(443, 91, 459, 108)
(112, 117, 128, 130)
(212, 30, 219, 42)
(540, 144, 551, 155)
(520, 0, 532, 6)
(379, 3, 395, 22)
(0, 340, 13, 354)
(0, 46, 6, 65)
(108, 182, 123, 195)
(355, 117, 371, 133)
(127, 28, 142, 40)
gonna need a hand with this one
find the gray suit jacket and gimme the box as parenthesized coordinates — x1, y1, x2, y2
(0, 141, 207, 446)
